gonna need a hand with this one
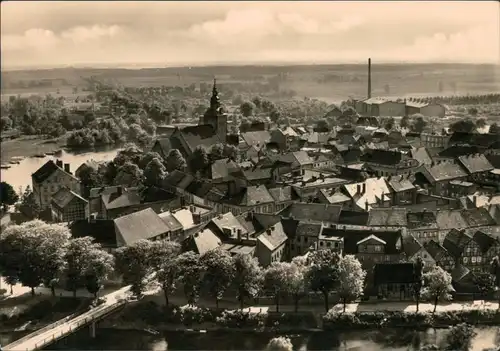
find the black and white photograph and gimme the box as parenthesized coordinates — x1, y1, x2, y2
(1, 1, 500, 350)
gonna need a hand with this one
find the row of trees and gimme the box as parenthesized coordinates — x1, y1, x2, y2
(407, 94, 500, 106)
(0, 221, 114, 298)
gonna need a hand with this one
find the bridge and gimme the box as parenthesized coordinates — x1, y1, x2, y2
(3, 287, 130, 351)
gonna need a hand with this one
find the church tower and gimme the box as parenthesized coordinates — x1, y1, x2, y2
(200, 78, 227, 142)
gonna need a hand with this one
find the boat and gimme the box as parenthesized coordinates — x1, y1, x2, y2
(0, 165, 11, 169)
(9, 161, 20, 165)
(45, 151, 55, 155)
(33, 153, 46, 158)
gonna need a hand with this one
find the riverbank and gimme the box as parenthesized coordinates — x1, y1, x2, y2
(1, 135, 67, 165)
(100, 299, 500, 334)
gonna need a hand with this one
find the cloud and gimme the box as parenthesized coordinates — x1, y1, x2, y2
(1, 1, 499, 68)
(60, 25, 122, 44)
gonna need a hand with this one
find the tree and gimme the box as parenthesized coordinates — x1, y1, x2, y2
(314, 119, 330, 132)
(400, 116, 410, 128)
(413, 257, 424, 312)
(421, 266, 454, 313)
(445, 323, 477, 351)
(490, 123, 500, 134)
(64, 237, 102, 297)
(411, 115, 427, 133)
(199, 248, 235, 308)
(165, 149, 187, 172)
(382, 117, 395, 130)
(467, 107, 478, 116)
(266, 336, 293, 351)
(223, 144, 238, 161)
(264, 262, 291, 312)
(240, 101, 255, 117)
(475, 118, 487, 129)
(144, 157, 167, 187)
(490, 256, 500, 308)
(115, 240, 155, 296)
(0, 220, 70, 296)
(175, 251, 203, 305)
(84, 248, 115, 298)
(473, 272, 496, 298)
(232, 254, 263, 309)
(337, 255, 366, 312)
(17, 186, 40, 219)
(450, 119, 476, 133)
(306, 249, 341, 312)
(138, 151, 163, 170)
(270, 109, 281, 123)
(189, 146, 209, 175)
(1, 116, 12, 131)
(114, 162, 143, 187)
(286, 256, 309, 312)
(154, 241, 181, 305)
(208, 143, 225, 162)
(0, 181, 19, 211)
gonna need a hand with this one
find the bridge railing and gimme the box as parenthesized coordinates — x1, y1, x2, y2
(3, 310, 83, 350)
(34, 301, 128, 350)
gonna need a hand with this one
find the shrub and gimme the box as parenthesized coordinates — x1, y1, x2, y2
(216, 309, 267, 329)
(173, 305, 219, 326)
(266, 336, 293, 351)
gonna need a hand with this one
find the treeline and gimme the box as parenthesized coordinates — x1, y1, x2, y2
(407, 94, 500, 106)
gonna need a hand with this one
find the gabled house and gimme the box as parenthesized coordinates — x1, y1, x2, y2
(373, 263, 419, 300)
(424, 240, 455, 272)
(114, 208, 174, 247)
(256, 221, 288, 267)
(407, 210, 439, 244)
(386, 175, 417, 206)
(367, 207, 408, 227)
(50, 187, 88, 223)
(443, 229, 473, 264)
(401, 233, 435, 267)
(182, 228, 222, 255)
(32, 160, 81, 209)
(360, 149, 421, 177)
(457, 153, 494, 183)
(414, 162, 468, 196)
(342, 178, 392, 211)
(279, 203, 342, 224)
(467, 230, 500, 272)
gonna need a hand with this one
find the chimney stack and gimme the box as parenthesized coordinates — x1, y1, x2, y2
(64, 163, 70, 173)
(116, 186, 123, 197)
(237, 228, 242, 240)
(368, 58, 372, 99)
(56, 160, 63, 168)
(357, 184, 361, 194)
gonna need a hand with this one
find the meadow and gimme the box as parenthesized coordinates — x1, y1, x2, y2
(2, 63, 500, 103)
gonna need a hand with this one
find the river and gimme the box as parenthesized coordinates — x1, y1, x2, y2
(0, 147, 120, 192)
(2, 327, 498, 351)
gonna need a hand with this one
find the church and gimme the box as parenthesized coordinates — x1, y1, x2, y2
(152, 79, 231, 160)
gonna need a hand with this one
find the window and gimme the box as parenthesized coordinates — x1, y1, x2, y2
(327, 242, 331, 248)
(385, 255, 390, 262)
(320, 241, 324, 247)
(477, 257, 482, 263)
(375, 245, 382, 252)
(463, 257, 469, 263)
(471, 257, 476, 263)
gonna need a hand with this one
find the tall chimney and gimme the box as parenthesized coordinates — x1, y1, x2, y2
(367, 58, 372, 99)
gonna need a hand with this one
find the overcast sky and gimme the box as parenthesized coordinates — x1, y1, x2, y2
(2, 1, 499, 69)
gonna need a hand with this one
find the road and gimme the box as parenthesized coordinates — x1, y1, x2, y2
(3, 286, 131, 351)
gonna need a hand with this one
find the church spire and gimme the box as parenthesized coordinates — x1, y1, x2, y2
(210, 77, 220, 111)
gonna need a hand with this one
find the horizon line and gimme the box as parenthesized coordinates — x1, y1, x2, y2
(3, 61, 500, 72)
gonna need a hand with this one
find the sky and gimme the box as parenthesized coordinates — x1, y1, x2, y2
(1, 1, 500, 69)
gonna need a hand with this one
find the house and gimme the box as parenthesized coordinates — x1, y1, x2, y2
(268, 186, 299, 213)
(113, 208, 174, 247)
(424, 240, 455, 272)
(157, 211, 184, 242)
(279, 203, 342, 224)
(420, 133, 450, 149)
(317, 189, 352, 206)
(289, 172, 350, 202)
(457, 154, 494, 182)
(255, 221, 288, 267)
(182, 228, 222, 255)
(407, 210, 439, 244)
(357, 98, 406, 117)
(373, 263, 419, 300)
(74, 160, 103, 180)
(98, 186, 180, 220)
(342, 178, 392, 211)
(289, 221, 323, 256)
(32, 160, 81, 209)
(465, 230, 500, 273)
(386, 175, 417, 206)
(360, 149, 420, 177)
(277, 151, 314, 172)
(367, 207, 408, 227)
(151, 138, 174, 160)
(401, 233, 435, 267)
(410, 147, 434, 167)
(50, 187, 89, 223)
(324, 105, 343, 118)
(415, 162, 468, 196)
(70, 219, 117, 253)
(443, 229, 473, 264)
(405, 101, 446, 118)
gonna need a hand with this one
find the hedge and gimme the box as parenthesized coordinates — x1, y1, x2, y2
(323, 309, 500, 330)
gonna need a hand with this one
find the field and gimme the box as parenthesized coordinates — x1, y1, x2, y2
(2, 64, 500, 103)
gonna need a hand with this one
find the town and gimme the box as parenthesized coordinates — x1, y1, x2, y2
(1, 1, 500, 351)
(2, 65, 500, 350)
